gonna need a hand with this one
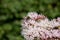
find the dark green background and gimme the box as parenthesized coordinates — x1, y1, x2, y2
(0, 0, 60, 40)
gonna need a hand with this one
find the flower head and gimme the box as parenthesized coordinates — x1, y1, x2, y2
(21, 12, 60, 40)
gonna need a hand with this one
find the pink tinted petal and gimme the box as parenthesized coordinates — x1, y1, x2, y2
(57, 17, 60, 22)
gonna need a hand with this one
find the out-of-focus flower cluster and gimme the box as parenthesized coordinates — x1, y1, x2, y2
(21, 12, 60, 40)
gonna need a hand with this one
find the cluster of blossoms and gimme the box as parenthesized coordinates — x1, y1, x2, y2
(21, 12, 60, 40)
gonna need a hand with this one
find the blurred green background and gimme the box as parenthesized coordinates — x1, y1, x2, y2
(0, 0, 60, 40)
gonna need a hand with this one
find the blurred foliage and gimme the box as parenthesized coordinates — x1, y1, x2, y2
(0, 0, 60, 40)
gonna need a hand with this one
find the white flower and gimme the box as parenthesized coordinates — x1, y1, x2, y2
(27, 12, 38, 20)
(21, 12, 60, 40)
(51, 30, 60, 38)
(57, 17, 60, 22)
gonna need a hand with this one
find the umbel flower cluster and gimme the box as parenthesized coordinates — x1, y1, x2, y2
(21, 12, 60, 40)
